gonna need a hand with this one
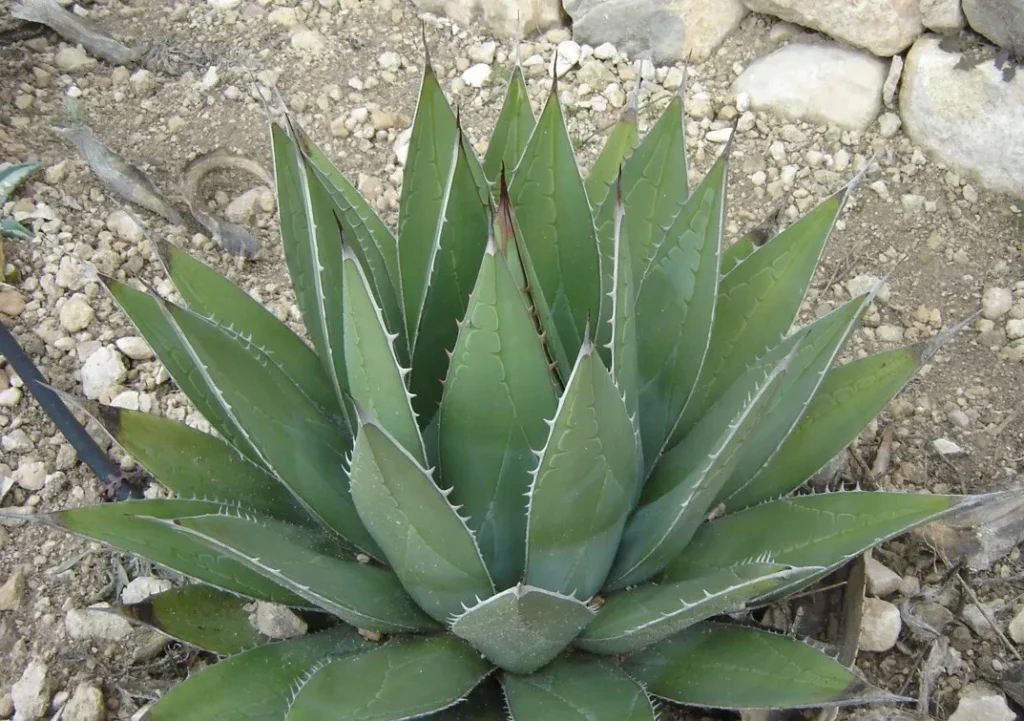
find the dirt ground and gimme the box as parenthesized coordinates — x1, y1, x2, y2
(0, 1, 1022, 719)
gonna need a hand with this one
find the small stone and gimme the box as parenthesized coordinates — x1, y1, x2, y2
(963, 600, 1003, 638)
(468, 41, 496, 64)
(121, 577, 172, 605)
(59, 296, 94, 333)
(1007, 319, 1024, 340)
(81, 346, 127, 400)
(0, 387, 23, 407)
(129, 69, 157, 95)
(948, 683, 1015, 721)
(663, 66, 684, 90)
(933, 438, 964, 456)
(377, 51, 400, 70)
(705, 127, 733, 143)
(865, 557, 901, 597)
(225, 187, 267, 224)
(593, 42, 617, 60)
(370, 111, 408, 131)
(963, 184, 979, 203)
(54, 44, 95, 71)
(329, 115, 348, 137)
(12, 659, 50, 721)
(393, 128, 412, 166)
(110, 390, 140, 411)
(61, 684, 104, 721)
(878, 111, 901, 138)
(834, 148, 850, 172)
(115, 336, 154, 361)
(268, 7, 299, 26)
(0, 290, 26, 316)
(1008, 606, 1024, 644)
(982, 287, 1013, 319)
(291, 29, 325, 53)
(14, 461, 46, 492)
(859, 597, 901, 652)
(876, 324, 904, 343)
(0, 569, 25, 611)
(552, 40, 582, 77)
(689, 92, 714, 119)
(949, 409, 970, 429)
(461, 63, 492, 88)
(869, 180, 890, 201)
(846, 274, 890, 303)
(208, 0, 241, 7)
(250, 601, 308, 639)
(198, 65, 219, 91)
(65, 606, 134, 641)
(107, 210, 144, 243)
(2, 429, 32, 452)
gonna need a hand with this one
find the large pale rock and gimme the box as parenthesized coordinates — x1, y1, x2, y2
(900, 36, 1024, 198)
(948, 683, 1015, 721)
(731, 43, 887, 130)
(963, 0, 1024, 51)
(920, 0, 965, 32)
(567, 0, 748, 63)
(744, 0, 923, 56)
(410, 0, 564, 37)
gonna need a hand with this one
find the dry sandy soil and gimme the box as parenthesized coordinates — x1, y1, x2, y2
(0, 1, 1022, 719)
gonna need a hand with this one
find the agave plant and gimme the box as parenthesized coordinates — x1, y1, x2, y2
(36, 49, 983, 719)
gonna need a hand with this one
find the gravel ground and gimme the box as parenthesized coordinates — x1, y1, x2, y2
(0, 1, 1023, 719)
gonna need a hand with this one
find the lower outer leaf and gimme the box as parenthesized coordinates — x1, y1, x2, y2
(119, 585, 269, 656)
(146, 627, 370, 721)
(286, 636, 493, 721)
(623, 622, 905, 710)
(450, 584, 595, 674)
(502, 655, 655, 721)
(47, 500, 304, 606)
(423, 680, 507, 720)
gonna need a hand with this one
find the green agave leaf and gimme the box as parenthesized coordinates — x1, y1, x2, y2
(502, 655, 655, 721)
(617, 91, 688, 278)
(634, 146, 727, 466)
(156, 239, 344, 423)
(409, 130, 491, 423)
(349, 418, 494, 623)
(509, 81, 601, 378)
(673, 182, 852, 442)
(607, 181, 640, 451)
(727, 343, 927, 510)
(46, 500, 304, 606)
(451, 584, 596, 674)
(291, 121, 405, 363)
(607, 347, 793, 590)
(162, 302, 379, 556)
(270, 121, 351, 418)
(717, 293, 873, 505)
(146, 627, 371, 721)
(342, 246, 426, 465)
(171, 511, 437, 633)
(0, 160, 41, 204)
(286, 635, 493, 721)
(525, 333, 638, 599)
(483, 64, 535, 185)
(425, 681, 508, 720)
(64, 396, 312, 528)
(663, 492, 968, 599)
(491, 176, 527, 292)
(719, 235, 758, 276)
(398, 59, 458, 340)
(624, 622, 904, 710)
(1, 217, 33, 240)
(585, 98, 639, 211)
(576, 563, 816, 655)
(104, 278, 261, 463)
(119, 584, 269, 656)
(439, 239, 558, 589)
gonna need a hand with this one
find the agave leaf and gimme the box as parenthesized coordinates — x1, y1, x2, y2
(62, 397, 313, 528)
(0, 161, 41, 204)
(607, 348, 793, 590)
(425, 681, 508, 720)
(104, 278, 261, 463)
(616, 91, 688, 278)
(170, 511, 436, 633)
(716, 293, 873, 505)
(342, 246, 426, 465)
(161, 302, 379, 556)
(146, 627, 371, 721)
(451, 584, 596, 674)
(44, 500, 305, 606)
(483, 64, 535, 185)
(118, 585, 269, 656)
(1, 217, 33, 240)
(585, 99, 639, 210)
(409, 131, 491, 422)
(509, 81, 601, 378)
(502, 655, 655, 721)
(525, 333, 638, 599)
(439, 239, 558, 588)
(349, 418, 494, 623)
(673, 183, 850, 442)
(576, 563, 817, 655)
(719, 235, 758, 276)
(634, 146, 727, 465)
(269, 122, 351, 418)
(286, 635, 493, 721)
(663, 492, 969, 600)
(491, 176, 527, 292)
(727, 344, 925, 510)
(156, 240, 344, 422)
(291, 122, 405, 362)
(398, 59, 458, 339)
(625, 622, 905, 710)
(607, 180, 640, 447)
